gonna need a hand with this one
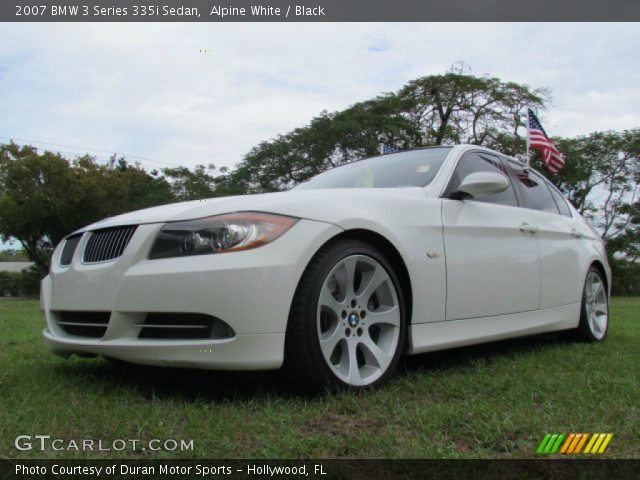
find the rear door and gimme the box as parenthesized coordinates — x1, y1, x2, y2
(441, 151, 541, 320)
(506, 162, 583, 308)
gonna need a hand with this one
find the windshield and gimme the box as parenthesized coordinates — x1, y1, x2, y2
(294, 147, 451, 190)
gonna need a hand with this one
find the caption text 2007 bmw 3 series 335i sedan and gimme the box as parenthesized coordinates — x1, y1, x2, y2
(42, 145, 610, 391)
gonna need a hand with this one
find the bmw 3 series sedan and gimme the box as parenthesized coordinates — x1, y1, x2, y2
(42, 145, 610, 391)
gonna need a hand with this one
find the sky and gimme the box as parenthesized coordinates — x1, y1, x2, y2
(1, 22, 639, 175)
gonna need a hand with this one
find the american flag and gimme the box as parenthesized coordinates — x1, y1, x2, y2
(527, 108, 565, 174)
(516, 171, 538, 189)
(381, 143, 400, 155)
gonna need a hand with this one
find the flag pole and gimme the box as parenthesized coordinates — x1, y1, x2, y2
(525, 107, 531, 170)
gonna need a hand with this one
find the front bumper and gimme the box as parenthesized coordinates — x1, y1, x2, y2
(43, 328, 286, 370)
(41, 219, 342, 370)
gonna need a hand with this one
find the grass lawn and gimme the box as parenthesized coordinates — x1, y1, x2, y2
(0, 297, 638, 459)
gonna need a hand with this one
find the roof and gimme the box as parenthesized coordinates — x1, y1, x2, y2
(0, 262, 34, 273)
(345, 144, 528, 169)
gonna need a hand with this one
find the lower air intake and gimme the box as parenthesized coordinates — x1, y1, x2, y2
(137, 313, 235, 340)
(54, 311, 110, 338)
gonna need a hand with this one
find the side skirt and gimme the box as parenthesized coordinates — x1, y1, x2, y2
(407, 303, 581, 355)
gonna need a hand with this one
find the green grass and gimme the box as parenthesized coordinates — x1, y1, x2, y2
(0, 297, 638, 459)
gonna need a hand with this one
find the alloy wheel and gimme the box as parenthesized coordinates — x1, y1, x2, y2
(316, 254, 401, 387)
(584, 271, 608, 340)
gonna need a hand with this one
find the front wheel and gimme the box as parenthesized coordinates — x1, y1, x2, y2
(285, 239, 406, 392)
(574, 267, 609, 342)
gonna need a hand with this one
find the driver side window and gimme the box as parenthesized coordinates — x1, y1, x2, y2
(447, 152, 518, 207)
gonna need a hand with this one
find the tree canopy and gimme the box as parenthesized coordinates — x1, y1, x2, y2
(0, 143, 174, 272)
(534, 129, 640, 293)
(227, 71, 548, 192)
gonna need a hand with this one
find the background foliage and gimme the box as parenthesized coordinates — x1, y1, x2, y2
(0, 70, 637, 294)
(0, 268, 40, 297)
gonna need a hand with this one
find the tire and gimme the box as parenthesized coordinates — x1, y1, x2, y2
(285, 239, 406, 393)
(574, 266, 609, 342)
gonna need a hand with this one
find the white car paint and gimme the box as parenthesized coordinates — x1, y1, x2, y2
(42, 145, 610, 372)
(441, 200, 541, 320)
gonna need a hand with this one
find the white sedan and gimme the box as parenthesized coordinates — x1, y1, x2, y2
(42, 145, 610, 391)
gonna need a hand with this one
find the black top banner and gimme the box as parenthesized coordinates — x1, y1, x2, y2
(2, 0, 640, 22)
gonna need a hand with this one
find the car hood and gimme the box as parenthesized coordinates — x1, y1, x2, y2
(78, 187, 430, 232)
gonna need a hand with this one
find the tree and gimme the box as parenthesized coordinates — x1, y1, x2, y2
(535, 130, 639, 244)
(228, 95, 419, 193)
(163, 164, 231, 201)
(228, 69, 548, 192)
(549, 130, 639, 220)
(396, 70, 549, 154)
(0, 144, 77, 272)
(0, 143, 174, 275)
(534, 130, 640, 294)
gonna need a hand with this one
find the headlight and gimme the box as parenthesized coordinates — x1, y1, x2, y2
(149, 212, 299, 259)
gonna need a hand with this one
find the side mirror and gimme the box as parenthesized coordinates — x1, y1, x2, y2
(451, 171, 509, 200)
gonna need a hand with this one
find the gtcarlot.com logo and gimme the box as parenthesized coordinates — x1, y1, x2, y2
(537, 433, 613, 455)
(15, 435, 194, 452)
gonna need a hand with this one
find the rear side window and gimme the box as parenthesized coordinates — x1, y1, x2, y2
(547, 184, 572, 217)
(511, 167, 559, 214)
(447, 152, 518, 207)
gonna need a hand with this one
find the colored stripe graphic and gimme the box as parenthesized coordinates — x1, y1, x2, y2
(537, 433, 565, 454)
(537, 434, 552, 454)
(597, 434, 613, 453)
(560, 433, 575, 454)
(539, 433, 613, 455)
(584, 433, 598, 453)
(568, 433, 584, 453)
(592, 433, 606, 452)
(544, 434, 559, 453)
(549, 434, 565, 453)
(584, 433, 614, 454)
(574, 433, 589, 453)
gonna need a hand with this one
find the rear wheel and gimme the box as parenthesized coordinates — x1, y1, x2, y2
(285, 239, 406, 392)
(575, 267, 609, 342)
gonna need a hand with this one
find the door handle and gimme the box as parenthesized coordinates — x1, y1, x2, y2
(519, 223, 539, 234)
(571, 228, 584, 239)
